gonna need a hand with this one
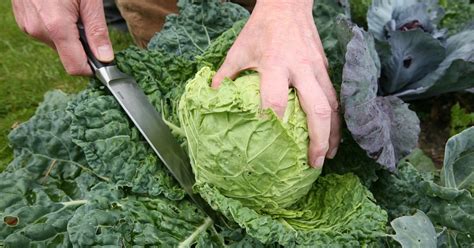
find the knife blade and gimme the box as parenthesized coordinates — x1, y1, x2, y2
(77, 23, 223, 225)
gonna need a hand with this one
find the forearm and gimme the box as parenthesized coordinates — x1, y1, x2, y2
(254, 0, 314, 23)
(256, 0, 313, 13)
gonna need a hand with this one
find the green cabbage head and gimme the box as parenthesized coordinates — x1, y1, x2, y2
(179, 67, 320, 212)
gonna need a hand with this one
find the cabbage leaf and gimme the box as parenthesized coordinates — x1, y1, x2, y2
(341, 26, 420, 170)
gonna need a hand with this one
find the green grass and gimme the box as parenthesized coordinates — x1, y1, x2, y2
(0, 1, 133, 170)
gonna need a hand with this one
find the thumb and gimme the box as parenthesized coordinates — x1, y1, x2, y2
(80, 0, 114, 62)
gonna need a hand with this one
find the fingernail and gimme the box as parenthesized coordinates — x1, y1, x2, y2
(97, 45, 114, 61)
(312, 156, 325, 168)
(327, 148, 338, 159)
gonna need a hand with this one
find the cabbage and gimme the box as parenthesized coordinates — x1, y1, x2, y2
(179, 67, 320, 212)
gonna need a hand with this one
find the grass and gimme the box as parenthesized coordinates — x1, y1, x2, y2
(0, 1, 133, 170)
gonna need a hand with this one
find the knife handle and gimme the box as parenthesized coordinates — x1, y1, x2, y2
(77, 22, 115, 72)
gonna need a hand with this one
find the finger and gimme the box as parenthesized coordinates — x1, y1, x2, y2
(12, 0, 55, 48)
(313, 63, 340, 158)
(294, 72, 331, 168)
(212, 58, 243, 88)
(33, 1, 90, 75)
(11, 0, 26, 30)
(53, 27, 92, 75)
(80, 0, 114, 62)
(327, 110, 341, 159)
(259, 67, 289, 118)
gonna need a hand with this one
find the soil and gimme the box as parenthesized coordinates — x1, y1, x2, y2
(411, 92, 474, 167)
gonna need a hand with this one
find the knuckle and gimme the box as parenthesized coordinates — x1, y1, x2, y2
(261, 49, 285, 62)
(330, 100, 340, 112)
(44, 20, 67, 40)
(311, 141, 329, 154)
(313, 54, 326, 65)
(65, 64, 86, 76)
(265, 98, 286, 110)
(313, 103, 332, 119)
(297, 57, 314, 67)
(86, 23, 108, 39)
(23, 25, 40, 37)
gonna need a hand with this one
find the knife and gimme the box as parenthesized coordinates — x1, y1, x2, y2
(77, 23, 224, 225)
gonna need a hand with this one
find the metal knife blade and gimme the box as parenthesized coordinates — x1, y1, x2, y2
(77, 24, 223, 225)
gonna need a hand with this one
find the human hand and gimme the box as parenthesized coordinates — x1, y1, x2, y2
(12, 0, 113, 75)
(212, 0, 340, 168)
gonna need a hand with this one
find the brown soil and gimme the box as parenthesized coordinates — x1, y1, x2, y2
(412, 93, 474, 168)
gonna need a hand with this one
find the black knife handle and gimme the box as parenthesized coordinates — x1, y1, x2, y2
(77, 22, 114, 71)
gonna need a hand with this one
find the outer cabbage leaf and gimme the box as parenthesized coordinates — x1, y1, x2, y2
(0, 91, 93, 247)
(116, 46, 197, 126)
(68, 89, 185, 200)
(1, 90, 266, 248)
(197, 20, 246, 70)
(379, 29, 445, 95)
(197, 173, 387, 247)
(390, 210, 437, 247)
(372, 148, 474, 246)
(0, 169, 94, 247)
(66, 183, 221, 247)
(179, 67, 319, 211)
(147, 0, 249, 59)
(341, 26, 420, 171)
(441, 127, 474, 190)
(398, 28, 474, 100)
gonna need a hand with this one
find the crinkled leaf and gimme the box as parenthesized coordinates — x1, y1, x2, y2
(197, 173, 387, 247)
(342, 26, 420, 170)
(2, 89, 265, 247)
(0, 92, 92, 246)
(68, 89, 185, 200)
(1, 170, 89, 247)
(441, 127, 474, 190)
(313, 0, 350, 86)
(66, 183, 219, 247)
(380, 29, 445, 95)
(147, 0, 249, 59)
(390, 210, 437, 248)
(312, 0, 349, 54)
(116, 46, 197, 126)
(179, 67, 319, 211)
(197, 20, 246, 70)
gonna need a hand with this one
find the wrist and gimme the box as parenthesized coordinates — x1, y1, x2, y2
(256, 0, 314, 13)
